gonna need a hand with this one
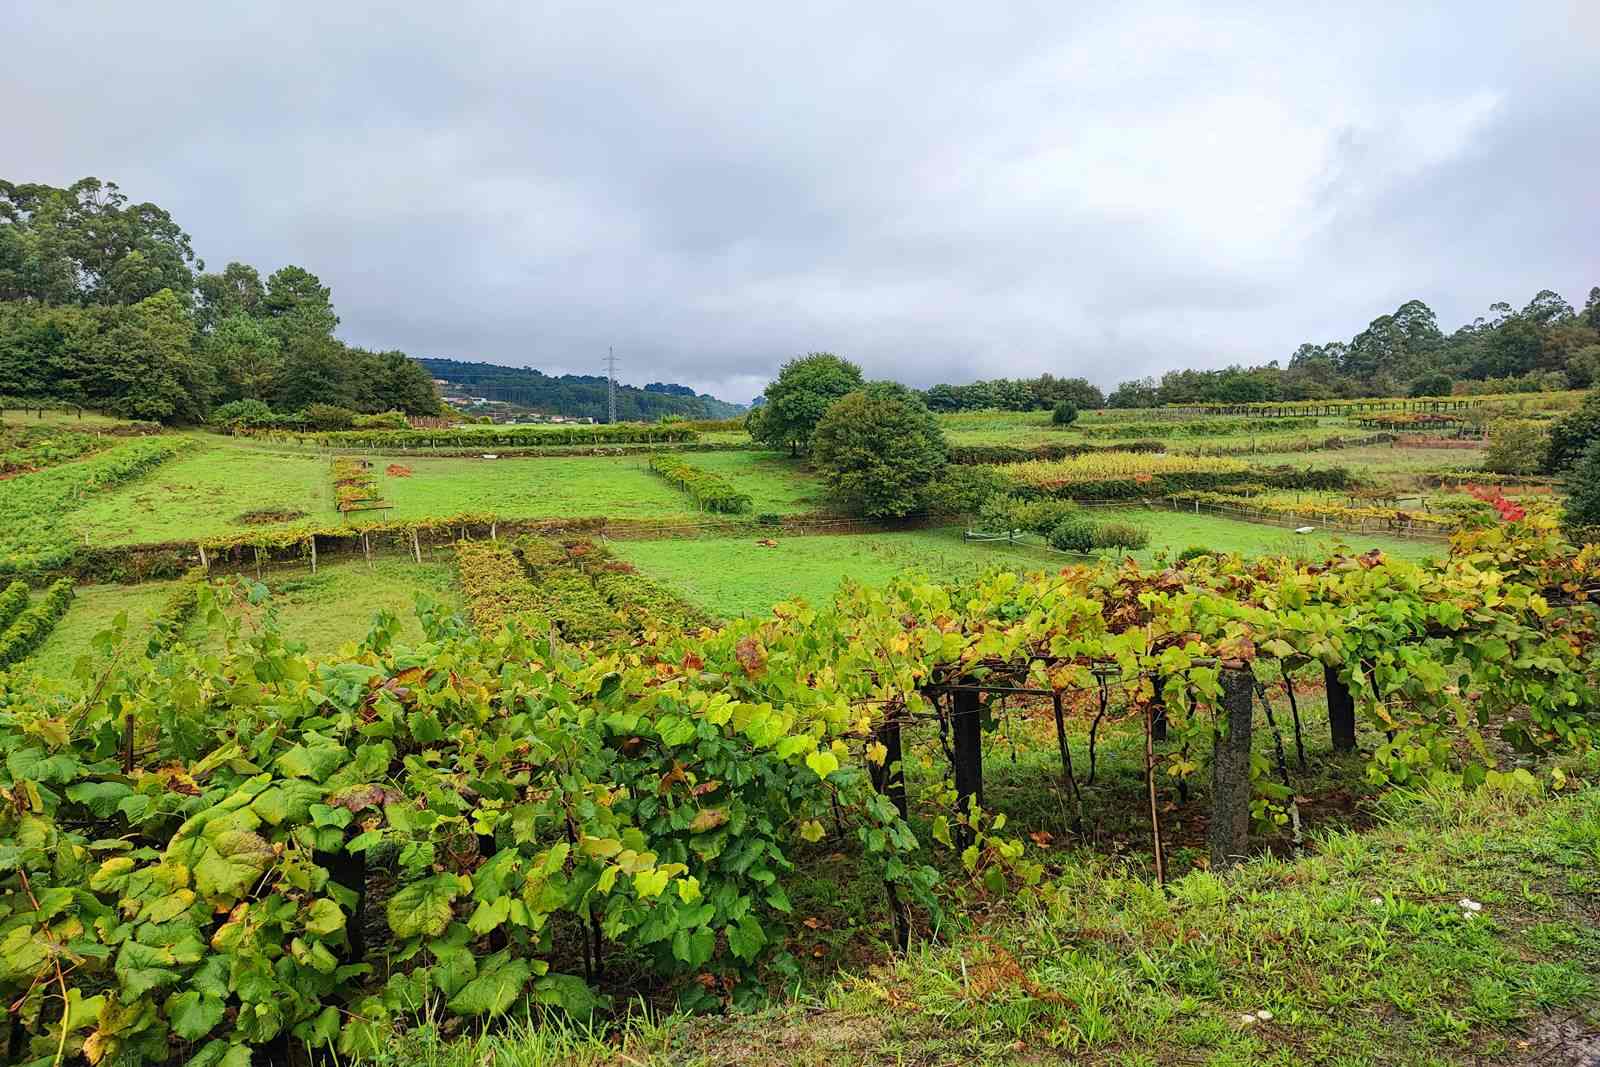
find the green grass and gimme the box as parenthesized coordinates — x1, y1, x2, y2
(23, 579, 186, 679)
(69, 439, 332, 544)
(611, 527, 1063, 617)
(614, 515, 1440, 618)
(679, 451, 828, 514)
(367, 454, 698, 524)
(216, 557, 463, 658)
(1087, 507, 1442, 564)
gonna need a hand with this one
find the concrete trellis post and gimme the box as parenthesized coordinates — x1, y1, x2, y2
(1208, 668, 1256, 871)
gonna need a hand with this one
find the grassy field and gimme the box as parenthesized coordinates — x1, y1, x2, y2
(612, 515, 1439, 617)
(681, 450, 829, 514)
(24, 579, 187, 680)
(210, 558, 463, 657)
(68, 439, 332, 543)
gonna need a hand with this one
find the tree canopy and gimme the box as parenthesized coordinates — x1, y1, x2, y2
(751, 352, 864, 455)
(1105, 288, 1599, 407)
(810, 381, 947, 518)
(0, 176, 440, 422)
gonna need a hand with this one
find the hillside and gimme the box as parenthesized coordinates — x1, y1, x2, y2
(418, 356, 748, 421)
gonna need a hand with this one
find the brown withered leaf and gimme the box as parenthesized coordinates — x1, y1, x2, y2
(734, 636, 766, 677)
(690, 780, 721, 796)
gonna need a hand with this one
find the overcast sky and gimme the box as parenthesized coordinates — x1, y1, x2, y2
(9, 2, 1598, 402)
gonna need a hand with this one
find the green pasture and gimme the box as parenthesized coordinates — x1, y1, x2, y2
(68, 440, 332, 544)
(23, 579, 187, 680)
(221, 558, 463, 657)
(612, 513, 1439, 618)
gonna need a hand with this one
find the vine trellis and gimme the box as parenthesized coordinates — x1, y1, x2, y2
(1, 511, 1597, 1063)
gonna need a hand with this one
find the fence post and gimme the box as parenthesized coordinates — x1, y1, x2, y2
(1324, 664, 1357, 752)
(1208, 668, 1255, 870)
(952, 688, 983, 847)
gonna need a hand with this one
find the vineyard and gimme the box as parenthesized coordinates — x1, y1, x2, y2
(0, 437, 195, 576)
(0, 391, 1595, 1064)
(1, 504, 1596, 1063)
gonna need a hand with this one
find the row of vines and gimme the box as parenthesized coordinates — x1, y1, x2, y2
(0, 579, 74, 668)
(254, 423, 701, 450)
(0, 512, 1595, 1063)
(646, 455, 753, 513)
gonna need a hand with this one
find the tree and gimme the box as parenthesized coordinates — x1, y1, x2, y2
(1106, 377, 1158, 408)
(1410, 372, 1452, 398)
(1562, 439, 1600, 531)
(1051, 400, 1078, 425)
(1545, 391, 1600, 471)
(195, 262, 265, 331)
(263, 265, 339, 340)
(1482, 420, 1549, 475)
(1583, 287, 1600, 332)
(810, 382, 946, 518)
(206, 313, 282, 403)
(0, 177, 197, 305)
(752, 353, 863, 455)
(91, 289, 211, 422)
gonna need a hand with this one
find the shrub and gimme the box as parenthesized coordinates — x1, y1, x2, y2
(1545, 391, 1600, 471)
(303, 402, 357, 430)
(0, 580, 28, 632)
(350, 410, 411, 430)
(147, 568, 207, 654)
(1092, 521, 1150, 551)
(922, 466, 1021, 517)
(1482, 419, 1550, 476)
(1562, 439, 1600, 531)
(0, 577, 73, 666)
(1410, 373, 1453, 398)
(207, 398, 277, 428)
(1052, 400, 1079, 426)
(1177, 545, 1212, 562)
(1047, 517, 1096, 553)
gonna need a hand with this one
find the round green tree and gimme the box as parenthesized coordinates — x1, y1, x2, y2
(810, 382, 947, 518)
(752, 353, 863, 455)
(1052, 400, 1079, 426)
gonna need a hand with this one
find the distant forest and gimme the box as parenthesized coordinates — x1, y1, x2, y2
(1102, 289, 1600, 408)
(420, 358, 747, 421)
(0, 177, 440, 423)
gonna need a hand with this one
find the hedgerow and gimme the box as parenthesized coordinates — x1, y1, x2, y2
(257, 423, 700, 449)
(0, 577, 73, 666)
(146, 569, 208, 655)
(647, 455, 752, 513)
(945, 440, 1164, 465)
(1079, 416, 1316, 439)
(991, 454, 1351, 500)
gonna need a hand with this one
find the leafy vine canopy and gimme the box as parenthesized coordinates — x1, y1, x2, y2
(1, 508, 1595, 1063)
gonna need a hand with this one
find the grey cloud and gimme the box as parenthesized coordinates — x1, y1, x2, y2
(7, 1, 1597, 402)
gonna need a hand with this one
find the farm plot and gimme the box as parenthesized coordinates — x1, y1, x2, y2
(68, 439, 332, 545)
(20, 579, 189, 681)
(0, 435, 195, 572)
(211, 558, 463, 657)
(360, 454, 701, 524)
